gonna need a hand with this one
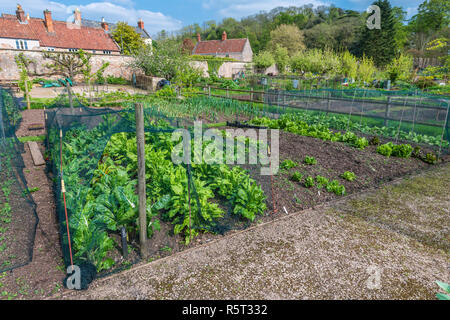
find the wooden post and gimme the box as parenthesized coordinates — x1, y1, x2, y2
(251, 87, 254, 101)
(384, 97, 391, 127)
(135, 103, 147, 259)
(208, 85, 211, 97)
(24, 78, 31, 110)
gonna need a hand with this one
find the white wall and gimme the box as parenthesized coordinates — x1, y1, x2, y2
(0, 38, 40, 50)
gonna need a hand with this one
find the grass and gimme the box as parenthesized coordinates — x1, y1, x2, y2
(18, 135, 45, 143)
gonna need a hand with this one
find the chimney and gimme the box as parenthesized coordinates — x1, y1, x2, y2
(101, 17, 109, 31)
(137, 18, 144, 30)
(26, 13, 30, 20)
(222, 31, 227, 41)
(197, 33, 201, 42)
(44, 10, 54, 33)
(74, 8, 81, 26)
(16, 4, 25, 22)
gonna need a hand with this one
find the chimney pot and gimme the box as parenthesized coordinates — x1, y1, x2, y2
(16, 4, 25, 22)
(74, 8, 81, 26)
(138, 18, 144, 30)
(101, 18, 109, 31)
(44, 10, 54, 33)
(222, 31, 227, 41)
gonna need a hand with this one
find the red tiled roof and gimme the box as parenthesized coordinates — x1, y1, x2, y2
(0, 15, 120, 51)
(193, 38, 247, 55)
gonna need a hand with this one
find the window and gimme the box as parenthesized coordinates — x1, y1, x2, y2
(103, 50, 111, 54)
(15, 40, 29, 50)
(47, 48, 55, 51)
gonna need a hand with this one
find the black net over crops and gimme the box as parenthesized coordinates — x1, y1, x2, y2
(45, 101, 274, 288)
(264, 88, 450, 152)
(0, 87, 39, 273)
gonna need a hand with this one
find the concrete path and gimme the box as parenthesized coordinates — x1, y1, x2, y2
(56, 164, 450, 300)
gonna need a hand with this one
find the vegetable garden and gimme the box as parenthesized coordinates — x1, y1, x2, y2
(1, 83, 449, 289)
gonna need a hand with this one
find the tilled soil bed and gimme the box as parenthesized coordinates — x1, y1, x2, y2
(271, 130, 437, 214)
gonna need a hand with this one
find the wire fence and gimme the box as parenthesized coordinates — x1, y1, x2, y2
(0, 86, 39, 273)
(196, 85, 450, 153)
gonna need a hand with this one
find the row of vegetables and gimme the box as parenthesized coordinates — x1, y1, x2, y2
(50, 115, 267, 271)
(249, 115, 438, 162)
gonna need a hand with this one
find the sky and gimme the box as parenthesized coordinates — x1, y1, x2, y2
(0, 0, 425, 36)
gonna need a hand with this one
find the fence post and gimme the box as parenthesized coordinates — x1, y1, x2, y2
(208, 85, 211, 97)
(384, 96, 391, 127)
(251, 87, 254, 101)
(135, 103, 147, 259)
(24, 78, 31, 110)
(439, 103, 450, 158)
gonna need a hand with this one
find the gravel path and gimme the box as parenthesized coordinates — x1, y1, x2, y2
(56, 163, 450, 300)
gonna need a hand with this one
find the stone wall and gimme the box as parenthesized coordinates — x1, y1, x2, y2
(189, 60, 249, 78)
(0, 48, 134, 82)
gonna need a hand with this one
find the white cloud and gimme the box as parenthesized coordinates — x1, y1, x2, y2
(0, 0, 182, 34)
(202, 0, 329, 19)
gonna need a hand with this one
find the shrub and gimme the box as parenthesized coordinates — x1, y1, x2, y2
(106, 76, 130, 85)
(291, 172, 303, 182)
(304, 156, 317, 165)
(281, 159, 298, 170)
(155, 86, 176, 97)
(341, 171, 356, 181)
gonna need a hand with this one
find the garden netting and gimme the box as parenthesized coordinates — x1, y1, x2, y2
(0, 87, 39, 273)
(264, 88, 450, 153)
(45, 101, 274, 288)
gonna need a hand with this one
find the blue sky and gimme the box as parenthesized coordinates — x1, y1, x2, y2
(0, 0, 425, 36)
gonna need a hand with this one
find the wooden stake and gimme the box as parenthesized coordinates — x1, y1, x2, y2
(135, 103, 148, 259)
(24, 78, 31, 110)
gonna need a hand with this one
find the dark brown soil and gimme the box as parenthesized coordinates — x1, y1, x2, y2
(15, 110, 45, 137)
(271, 130, 434, 214)
(0, 110, 63, 300)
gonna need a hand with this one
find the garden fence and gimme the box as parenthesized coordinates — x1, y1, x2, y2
(0, 86, 39, 273)
(45, 97, 273, 289)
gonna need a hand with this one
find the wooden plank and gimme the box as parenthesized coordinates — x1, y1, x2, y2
(27, 141, 45, 166)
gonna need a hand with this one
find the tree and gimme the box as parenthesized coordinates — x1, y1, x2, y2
(131, 39, 202, 86)
(386, 53, 413, 82)
(273, 45, 289, 73)
(356, 0, 397, 67)
(14, 53, 34, 109)
(43, 49, 109, 108)
(131, 40, 182, 80)
(181, 38, 195, 55)
(253, 51, 275, 70)
(408, 0, 450, 53)
(267, 24, 305, 56)
(112, 22, 145, 55)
